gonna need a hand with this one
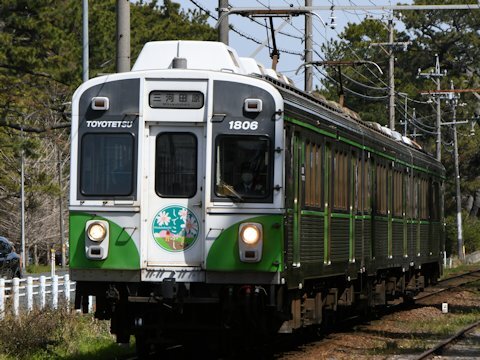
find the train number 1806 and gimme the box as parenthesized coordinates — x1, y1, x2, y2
(228, 121, 258, 130)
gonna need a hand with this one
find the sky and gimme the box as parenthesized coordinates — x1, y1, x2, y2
(167, 0, 410, 91)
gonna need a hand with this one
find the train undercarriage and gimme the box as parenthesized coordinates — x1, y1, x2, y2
(74, 262, 441, 357)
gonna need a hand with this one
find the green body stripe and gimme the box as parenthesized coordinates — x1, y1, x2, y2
(331, 213, 351, 219)
(205, 215, 283, 271)
(69, 212, 140, 269)
(285, 115, 337, 139)
(302, 210, 372, 221)
(301, 209, 325, 216)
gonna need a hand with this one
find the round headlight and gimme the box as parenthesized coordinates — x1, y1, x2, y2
(87, 222, 107, 242)
(240, 225, 260, 245)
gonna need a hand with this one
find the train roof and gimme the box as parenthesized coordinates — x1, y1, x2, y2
(132, 40, 437, 164)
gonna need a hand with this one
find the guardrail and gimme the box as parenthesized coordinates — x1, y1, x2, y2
(0, 275, 76, 319)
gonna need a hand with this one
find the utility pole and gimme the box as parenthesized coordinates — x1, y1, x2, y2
(450, 86, 464, 262)
(418, 54, 445, 162)
(388, 18, 395, 131)
(57, 146, 66, 268)
(304, 0, 313, 92)
(218, 0, 229, 45)
(116, 0, 130, 73)
(370, 17, 410, 131)
(419, 85, 479, 262)
(20, 127, 26, 272)
(82, 0, 88, 82)
(398, 93, 408, 136)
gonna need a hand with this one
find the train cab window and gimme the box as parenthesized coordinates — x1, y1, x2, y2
(214, 135, 271, 201)
(155, 133, 197, 198)
(80, 133, 134, 196)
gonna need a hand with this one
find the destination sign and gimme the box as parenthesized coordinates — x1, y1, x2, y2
(149, 91, 204, 109)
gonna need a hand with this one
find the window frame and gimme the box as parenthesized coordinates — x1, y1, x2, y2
(79, 132, 136, 197)
(213, 134, 273, 202)
(154, 132, 198, 198)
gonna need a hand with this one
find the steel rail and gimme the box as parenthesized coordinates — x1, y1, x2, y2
(414, 269, 480, 301)
(414, 319, 480, 360)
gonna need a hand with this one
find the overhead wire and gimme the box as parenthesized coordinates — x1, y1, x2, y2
(190, 0, 442, 138)
(189, 0, 303, 55)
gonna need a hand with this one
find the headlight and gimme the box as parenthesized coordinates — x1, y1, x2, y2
(87, 222, 107, 242)
(240, 223, 261, 245)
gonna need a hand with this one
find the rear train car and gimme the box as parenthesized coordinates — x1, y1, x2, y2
(69, 40, 445, 353)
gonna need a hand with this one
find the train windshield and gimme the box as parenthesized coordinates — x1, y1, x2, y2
(215, 135, 271, 201)
(80, 133, 135, 196)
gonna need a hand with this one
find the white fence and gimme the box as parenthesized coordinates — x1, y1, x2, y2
(0, 275, 76, 319)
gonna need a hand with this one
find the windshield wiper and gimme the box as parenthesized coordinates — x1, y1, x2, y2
(218, 181, 244, 202)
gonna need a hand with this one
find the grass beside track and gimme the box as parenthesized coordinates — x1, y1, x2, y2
(0, 306, 135, 360)
(369, 279, 480, 356)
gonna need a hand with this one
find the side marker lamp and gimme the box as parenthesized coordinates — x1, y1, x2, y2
(244, 98, 262, 113)
(91, 97, 110, 111)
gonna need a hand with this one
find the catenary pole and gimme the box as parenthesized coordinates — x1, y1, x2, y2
(219, 0, 229, 45)
(57, 146, 65, 268)
(388, 18, 395, 130)
(116, 0, 130, 73)
(21, 128, 26, 271)
(82, 0, 88, 82)
(418, 54, 445, 162)
(304, 0, 313, 92)
(450, 85, 464, 262)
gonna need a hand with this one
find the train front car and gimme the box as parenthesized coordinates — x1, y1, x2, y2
(69, 41, 286, 353)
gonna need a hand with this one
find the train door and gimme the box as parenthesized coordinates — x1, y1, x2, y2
(292, 133, 303, 267)
(324, 142, 332, 264)
(145, 125, 205, 267)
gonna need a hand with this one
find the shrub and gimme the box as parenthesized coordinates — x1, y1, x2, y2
(0, 305, 73, 359)
(0, 304, 133, 359)
(445, 214, 480, 255)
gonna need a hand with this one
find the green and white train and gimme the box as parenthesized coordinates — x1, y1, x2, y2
(69, 40, 445, 354)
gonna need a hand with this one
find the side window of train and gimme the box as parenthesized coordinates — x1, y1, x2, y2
(364, 157, 372, 212)
(432, 181, 440, 221)
(333, 149, 348, 211)
(406, 172, 411, 218)
(305, 140, 322, 208)
(421, 177, 429, 220)
(354, 154, 361, 213)
(155, 133, 197, 198)
(375, 162, 387, 215)
(393, 169, 403, 217)
(413, 176, 419, 219)
(285, 129, 295, 203)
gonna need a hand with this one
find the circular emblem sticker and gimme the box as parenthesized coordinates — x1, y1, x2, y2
(152, 205, 199, 252)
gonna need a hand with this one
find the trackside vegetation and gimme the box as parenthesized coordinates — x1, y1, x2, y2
(0, 306, 135, 360)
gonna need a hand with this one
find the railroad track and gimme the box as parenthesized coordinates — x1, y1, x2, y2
(413, 319, 480, 360)
(415, 268, 480, 301)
